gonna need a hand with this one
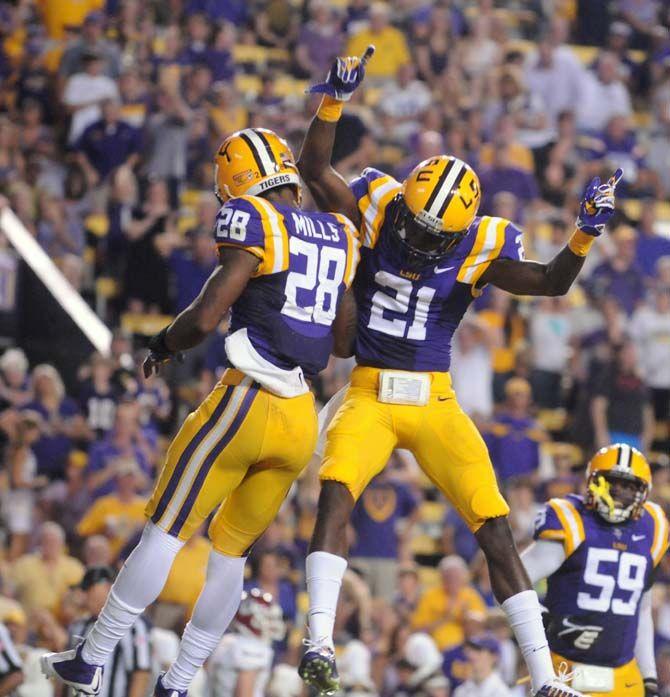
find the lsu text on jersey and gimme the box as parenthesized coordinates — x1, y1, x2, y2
(535, 493, 669, 695)
(320, 167, 525, 531)
(147, 195, 360, 556)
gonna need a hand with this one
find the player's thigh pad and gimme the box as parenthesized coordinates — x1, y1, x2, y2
(411, 395, 509, 532)
(318, 386, 397, 501)
(146, 376, 264, 541)
(209, 390, 318, 556)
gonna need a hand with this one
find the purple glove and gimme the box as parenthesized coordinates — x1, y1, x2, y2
(576, 168, 624, 236)
(307, 45, 375, 101)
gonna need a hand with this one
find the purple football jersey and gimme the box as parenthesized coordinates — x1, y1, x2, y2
(349, 168, 525, 372)
(214, 195, 359, 377)
(535, 494, 669, 667)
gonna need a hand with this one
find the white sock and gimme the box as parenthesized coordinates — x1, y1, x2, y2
(163, 551, 246, 691)
(81, 522, 184, 665)
(502, 590, 555, 692)
(306, 551, 348, 650)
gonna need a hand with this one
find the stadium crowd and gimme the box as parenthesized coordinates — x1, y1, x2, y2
(0, 0, 669, 694)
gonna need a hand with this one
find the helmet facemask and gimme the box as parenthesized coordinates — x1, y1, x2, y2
(390, 194, 466, 267)
(587, 471, 649, 523)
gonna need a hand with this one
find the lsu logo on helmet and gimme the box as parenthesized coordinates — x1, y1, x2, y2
(586, 443, 651, 523)
(215, 127, 300, 202)
(404, 155, 481, 235)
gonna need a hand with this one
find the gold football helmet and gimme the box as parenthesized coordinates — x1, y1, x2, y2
(586, 444, 651, 523)
(391, 155, 481, 262)
(214, 128, 300, 202)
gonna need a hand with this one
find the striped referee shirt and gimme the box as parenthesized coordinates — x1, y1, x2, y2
(68, 615, 151, 697)
(0, 623, 22, 697)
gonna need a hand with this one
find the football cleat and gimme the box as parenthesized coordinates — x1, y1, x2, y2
(153, 673, 186, 697)
(41, 643, 103, 695)
(298, 642, 340, 695)
(535, 680, 585, 697)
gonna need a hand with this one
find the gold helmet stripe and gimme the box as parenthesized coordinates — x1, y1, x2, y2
(426, 159, 465, 219)
(238, 129, 277, 177)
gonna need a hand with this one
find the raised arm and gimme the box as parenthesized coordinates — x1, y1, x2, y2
(480, 169, 622, 296)
(143, 247, 258, 377)
(297, 47, 375, 227)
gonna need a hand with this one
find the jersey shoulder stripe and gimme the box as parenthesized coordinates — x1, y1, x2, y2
(350, 168, 401, 249)
(240, 196, 289, 276)
(456, 216, 508, 285)
(644, 501, 669, 566)
(332, 212, 362, 288)
(547, 497, 585, 555)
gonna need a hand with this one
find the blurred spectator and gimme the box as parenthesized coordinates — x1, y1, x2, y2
(9, 522, 84, 614)
(86, 400, 154, 498)
(395, 632, 448, 697)
(393, 563, 422, 624)
(75, 99, 141, 186)
(121, 178, 175, 312)
(442, 506, 479, 565)
(635, 199, 670, 277)
(414, 6, 456, 88)
(506, 478, 542, 546)
(59, 11, 121, 78)
(62, 49, 119, 145)
(165, 195, 218, 313)
(577, 51, 633, 131)
(478, 139, 539, 218)
(529, 297, 572, 408)
(411, 556, 486, 651)
(68, 566, 151, 697)
(82, 535, 112, 568)
(338, 639, 377, 695)
(266, 664, 303, 697)
(349, 471, 419, 601)
(4, 410, 48, 559)
(631, 286, 670, 421)
(379, 64, 432, 142)
(0, 349, 31, 409)
(40, 450, 92, 547)
(525, 26, 584, 125)
(451, 315, 497, 420)
(294, 0, 344, 79)
(346, 3, 410, 81)
(36, 195, 85, 260)
(77, 457, 146, 558)
(486, 378, 545, 484)
(5, 609, 48, 697)
(441, 610, 486, 692)
(591, 340, 655, 451)
(246, 551, 297, 633)
(78, 353, 119, 439)
(452, 635, 512, 697)
(23, 364, 83, 480)
(589, 225, 646, 315)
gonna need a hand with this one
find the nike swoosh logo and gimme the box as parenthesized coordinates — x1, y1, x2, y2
(625, 682, 639, 688)
(434, 265, 455, 274)
(437, 396, 451, 401)
(632, 534, 646, 541)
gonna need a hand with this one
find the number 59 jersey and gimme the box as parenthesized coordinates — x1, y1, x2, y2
(534, 493, 669, 667)
(349, 168, 525, 372)
(214, 195, 360, 383)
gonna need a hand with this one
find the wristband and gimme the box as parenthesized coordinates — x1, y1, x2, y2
(317, 96, 344, 122)
(149, 326, 173, 356)
(568, 229, 596, 257)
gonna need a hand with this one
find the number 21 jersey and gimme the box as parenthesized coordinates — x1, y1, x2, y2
(349, 168, 525, 372)
(535, 493, 669, 666)
(214, 195, 360, 380)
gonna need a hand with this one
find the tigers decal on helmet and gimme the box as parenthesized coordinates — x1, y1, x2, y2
(215, 128, 300, 202)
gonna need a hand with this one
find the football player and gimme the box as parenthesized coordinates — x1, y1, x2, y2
(41, 128, 360, 696)
(523, 444, 668, 697)
(296, 48, 622, 697)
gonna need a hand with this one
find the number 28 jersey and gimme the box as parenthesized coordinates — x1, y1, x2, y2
(214, 195, 360, 379)
(350, 168, 525, 372)
(534, 493, 669, 667)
